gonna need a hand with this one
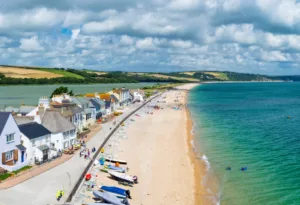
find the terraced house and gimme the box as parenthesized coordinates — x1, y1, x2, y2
(113, 88, 131, 106)
(41, 110, 76, 151)
(19, 122, 52, 165)
(51, 94, 84, 132)
(0, 112, 28, 172)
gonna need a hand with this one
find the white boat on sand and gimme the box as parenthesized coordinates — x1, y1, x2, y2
(108, 171, 138, 184)
(103, 156, 127, 165)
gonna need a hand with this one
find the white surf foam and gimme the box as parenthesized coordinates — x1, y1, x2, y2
(202, 154, 211, 172)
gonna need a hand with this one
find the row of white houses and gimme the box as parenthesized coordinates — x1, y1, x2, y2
(0, 88, 144, 172)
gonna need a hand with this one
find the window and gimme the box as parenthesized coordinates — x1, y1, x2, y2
(6, 133, 15, 143)
(86, 113, 91, 120)
(32, 139, 36, 146)
(70, 129, 75, 136)
(63, 131, 69, 139)
(5, 150, 13, 161)
(64, 141, 69, 149)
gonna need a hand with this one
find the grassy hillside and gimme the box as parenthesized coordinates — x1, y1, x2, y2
(128, 72, 200, 82)
(37, 68, 84, 79)
(0, 66, 63, 79)
(0, 66, 84, 79)
(0, 65, 288, 85)
(169, 71, 272, 82)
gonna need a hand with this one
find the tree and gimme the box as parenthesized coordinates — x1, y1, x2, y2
(50, 86, 74, 98)
(68, 90, 74, 96)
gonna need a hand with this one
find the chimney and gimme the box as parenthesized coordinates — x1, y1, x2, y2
(39, 96, 50, 109)
(34, 115, 41, 124)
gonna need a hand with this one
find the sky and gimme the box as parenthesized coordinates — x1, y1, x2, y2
(1, 0, 300, 75)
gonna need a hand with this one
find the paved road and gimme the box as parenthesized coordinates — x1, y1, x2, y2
(0, 103, 143, 205)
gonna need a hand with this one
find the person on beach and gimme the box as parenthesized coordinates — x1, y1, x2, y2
(88, 149, 90, 157)
(56, 190, 64, 201)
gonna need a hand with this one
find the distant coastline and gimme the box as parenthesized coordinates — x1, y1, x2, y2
(202, 80, 285, 84)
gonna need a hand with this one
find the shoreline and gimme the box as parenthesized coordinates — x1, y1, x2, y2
(73, 83, 205, 205)
(184, 84, 219, 205)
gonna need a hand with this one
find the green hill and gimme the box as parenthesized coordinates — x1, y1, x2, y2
(0, 65, 291, 85)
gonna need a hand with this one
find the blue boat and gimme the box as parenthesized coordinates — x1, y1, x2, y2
(107, 165, 125, 173)
(100, 186, 127, 197)
(93, 190, 125, 205)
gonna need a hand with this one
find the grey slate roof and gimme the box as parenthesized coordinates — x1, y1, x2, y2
(0, 112, 10, 135)
(19, 122, 51, 140)
(41, 110, 75, 133)
(71, 97, 89, 109)
(14, 116, 34, 125)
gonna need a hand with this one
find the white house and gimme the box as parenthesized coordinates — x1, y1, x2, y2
(0, 112, 28, 172)
(71, 97, 96, 128)
(19, 122, 52, 165)
(51, 95, 84, 132)
(113, 88, 131, 106)
(130, 90, 145, 102)
(41, 110, 77, 151)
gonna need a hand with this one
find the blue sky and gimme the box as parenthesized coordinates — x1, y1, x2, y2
(1, 0, 300, 75)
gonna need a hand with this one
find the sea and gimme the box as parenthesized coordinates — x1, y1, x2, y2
(188, 82, 300, 205)
(0, 83, 159, 109)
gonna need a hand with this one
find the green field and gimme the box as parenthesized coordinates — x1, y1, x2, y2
(37, 68, 84, 79)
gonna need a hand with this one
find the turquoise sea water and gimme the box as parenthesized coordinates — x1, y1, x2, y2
(188, 83, 300, 205)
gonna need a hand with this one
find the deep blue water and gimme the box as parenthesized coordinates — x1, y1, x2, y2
(188, 83, 300, 205)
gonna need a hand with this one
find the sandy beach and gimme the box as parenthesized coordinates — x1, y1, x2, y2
(78, 83, 211, 205)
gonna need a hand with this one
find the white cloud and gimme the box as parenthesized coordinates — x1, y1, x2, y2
(0, 0, 300, 74)
(169, 0, 201, 10)
(136, 37, 156, 50)
(0, 8, 65, 31)
(132, 13, 179, 36)
(120, 35, 134, 45)
(82, 19, 125, 33)
(261, 50, 289, 62)
(256, 0, 300, 27)
(0, 37, 12, 47)
(19, 36, 44, 51)
(71, 29, 80, 40)
(170, 40, 192, 48)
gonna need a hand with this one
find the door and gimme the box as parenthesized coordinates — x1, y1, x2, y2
(42, 150, 48, 161)
(21, 151, 25, 163)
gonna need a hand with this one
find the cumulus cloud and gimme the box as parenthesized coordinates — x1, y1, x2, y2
(19, 36, 44, 51)
(82, 19, 126, 33)
(1, 0, 300, 74)
(136, 37, 156, 50)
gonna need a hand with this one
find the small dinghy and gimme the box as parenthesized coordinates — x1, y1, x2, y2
(87, 203, 112, 205)
(104, 157, 127, 165)
(100, 186, 131, 199)
(107, 165, 126, 173)
(108, 171, 138, 184)
(93, 190, 125, 205)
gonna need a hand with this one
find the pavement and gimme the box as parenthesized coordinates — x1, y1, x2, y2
(0, 103, 143, 205)
(0, 125, 102, 190)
